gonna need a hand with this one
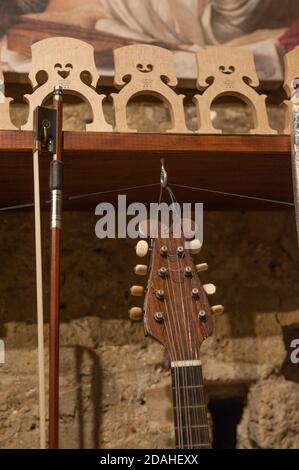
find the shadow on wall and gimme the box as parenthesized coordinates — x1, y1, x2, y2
(209, 396, 245, 449)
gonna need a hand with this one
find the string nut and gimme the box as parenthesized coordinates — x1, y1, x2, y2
(129, 307, 143, 321)
(192, 288, 199, 299)
(185, 266, 192, 277)
(160, 246, 168, 257)
(156, 289, 165, 300)
(198, 310, 207, 322)
(177, 246, 184, 257)
(159, 267, 168, 278)
(154, 312, 164, 323)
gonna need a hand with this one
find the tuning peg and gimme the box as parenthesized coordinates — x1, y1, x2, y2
(129, 307, 143, 321)
(130, 285, 145, 297)
(136, 240, 149, 258)
(189, 239, 202, 255)
(196, 263, 208, 273)
(203, 284, 216, 295)
(134, 264, 148, 276)
(211, 305, 224, 315)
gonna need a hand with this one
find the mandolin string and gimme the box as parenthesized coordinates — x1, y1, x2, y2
(167, 192, 194, 448)
(155, 185, 185, 448)
(164, 239, 191, 448)
(166, 187, 196, 448)
(158, 187, 192, 448)
(168, 186, 210, 447)
(165, 190, 194, 448)
(163, 240, 184, 448)
(172, 193, 204, 448)
(175, 189, 211, 448)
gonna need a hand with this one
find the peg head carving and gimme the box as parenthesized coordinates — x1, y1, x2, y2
(196, 46, 259, 91)
(114, 44, 178, 89)
(29, 37, 99, 90)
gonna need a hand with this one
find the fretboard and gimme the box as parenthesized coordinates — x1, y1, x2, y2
(171, 363, 211, 449)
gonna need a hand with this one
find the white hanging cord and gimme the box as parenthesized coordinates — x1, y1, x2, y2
(33, 149, 46, 449)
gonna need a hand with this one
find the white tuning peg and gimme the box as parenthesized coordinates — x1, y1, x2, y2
(136, 240, 149, 258)
(211, 305, 224, 315)
(134, 264, 148, 276)
(203, 284, 216, 295)
(196, 263, 208, 273)
(130, 285, 145, 297)
(129, 307, 143, 321)
(189, 239, 202, 255)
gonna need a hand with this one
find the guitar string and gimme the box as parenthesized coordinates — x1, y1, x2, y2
(168, 186, 211, 448)
(170, 192, 206, 448)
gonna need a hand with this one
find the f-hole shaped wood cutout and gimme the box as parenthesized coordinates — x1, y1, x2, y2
(22, 37, 111, 132)
(111, 45, 188, 133)
(0, 65, 18, 130)
(194, 47, 276, 135)
(283, 47, 299, 134)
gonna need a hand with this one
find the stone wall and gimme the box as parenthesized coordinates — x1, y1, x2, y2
(0, 95, 298, 449)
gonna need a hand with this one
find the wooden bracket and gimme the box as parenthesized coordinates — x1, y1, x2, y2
(111, 44, 188, 133)
(22, 37, 111, 132)
(0, 66, 18, 130)
(194, 47, 276, 135)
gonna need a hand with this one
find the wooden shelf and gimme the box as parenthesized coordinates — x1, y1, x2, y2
(0, 131, 293, 210)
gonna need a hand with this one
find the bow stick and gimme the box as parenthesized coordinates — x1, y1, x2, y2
(33, 94, 61, 448)
(49, 85, 63, 449)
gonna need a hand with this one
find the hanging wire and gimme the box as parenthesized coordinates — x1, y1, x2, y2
(171, 183, 294, 207)
(0, 183, 160, 212)
(0, 181, 294, 212)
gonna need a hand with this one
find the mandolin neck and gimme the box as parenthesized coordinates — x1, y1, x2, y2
(171, 362, 211, 449)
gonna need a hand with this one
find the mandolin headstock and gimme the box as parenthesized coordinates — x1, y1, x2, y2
(129, 219, 223, 362)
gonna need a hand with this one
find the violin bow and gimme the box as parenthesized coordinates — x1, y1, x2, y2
(33, 111, 46, 449)
(49, 85, 63, 449)
(33, 85, 63, 449)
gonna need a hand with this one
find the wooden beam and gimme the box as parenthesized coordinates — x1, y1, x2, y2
(0, 131, 293, 210)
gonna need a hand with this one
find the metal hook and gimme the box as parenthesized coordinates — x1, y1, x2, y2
(160, 158, 168, 188)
